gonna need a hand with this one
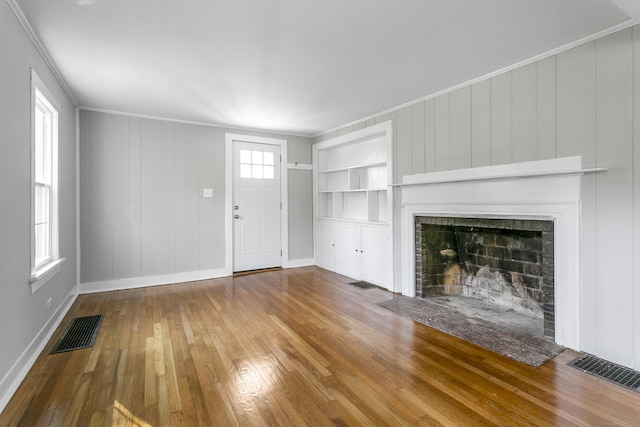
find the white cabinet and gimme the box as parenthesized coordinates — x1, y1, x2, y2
(313, 121, 394, 290)
(316, 220, 336, 270)
(316, 220, 391, 288)
(335, 222, 360, 280)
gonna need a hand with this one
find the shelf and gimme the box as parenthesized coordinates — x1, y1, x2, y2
(318, 188, 387, 193)
(318, 161, 386, 174)
(313, 121, 394, 290)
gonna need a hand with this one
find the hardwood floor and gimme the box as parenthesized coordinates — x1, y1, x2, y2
(1, 266, 639, 426)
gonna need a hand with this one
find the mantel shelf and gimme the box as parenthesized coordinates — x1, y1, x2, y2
(391, 167, 607, 187)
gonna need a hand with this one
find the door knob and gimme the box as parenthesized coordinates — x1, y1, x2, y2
(234, 205, 239, 210)
(234, 214, 240, 219)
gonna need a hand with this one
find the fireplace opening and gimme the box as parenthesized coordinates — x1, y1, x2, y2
(415, 216, 554, 339)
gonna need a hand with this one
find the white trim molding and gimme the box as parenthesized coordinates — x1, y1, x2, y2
(225, 133, 289, 273)
(314, 21, 635, 139)
(0, 287, 77, 414)
(79, 269, 229, 294)
(400, 157, 584, 350)
(285, 258, 316, 269)
(6, 0, 78, 106)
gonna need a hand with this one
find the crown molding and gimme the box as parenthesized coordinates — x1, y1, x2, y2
(6, 0, 78, 106)
(314, 19, 637, 139)
(78, 106, 314, 138)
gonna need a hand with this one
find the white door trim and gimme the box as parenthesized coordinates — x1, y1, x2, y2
(225, 133, 288, 275)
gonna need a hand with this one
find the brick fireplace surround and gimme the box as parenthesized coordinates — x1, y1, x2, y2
(415, 216, 555, 338)
(398, 156, 594, 350)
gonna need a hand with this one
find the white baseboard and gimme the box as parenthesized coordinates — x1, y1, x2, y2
(0, 287, 78, 414)
(284, 258, 316, 269)
(78, 268, 230, 294)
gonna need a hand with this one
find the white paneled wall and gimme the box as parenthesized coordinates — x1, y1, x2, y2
(316, 26, 640, 369)
(80, 111, 314, 286)
(80, 112, 222, 283)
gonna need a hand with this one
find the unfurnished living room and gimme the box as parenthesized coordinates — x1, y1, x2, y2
(2, 0, 640, 425)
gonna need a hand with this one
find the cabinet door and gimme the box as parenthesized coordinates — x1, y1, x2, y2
(335, 223, 361, 280)
(361, 226, 390, 289)
(316, 221, 336, 271)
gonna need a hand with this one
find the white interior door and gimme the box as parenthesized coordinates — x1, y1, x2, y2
(232, 141, 282, 272)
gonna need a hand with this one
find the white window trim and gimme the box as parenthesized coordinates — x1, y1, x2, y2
(30, 69, 64, 294)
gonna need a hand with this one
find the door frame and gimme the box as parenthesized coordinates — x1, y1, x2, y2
(225, 133, 288, 275)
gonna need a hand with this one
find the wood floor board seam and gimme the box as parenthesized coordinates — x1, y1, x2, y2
(1, 266, 639, 426)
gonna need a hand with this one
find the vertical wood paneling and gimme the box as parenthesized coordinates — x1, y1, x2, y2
(214, 128, 226, 268)
(199, 127, 215, 269)
(424, 98, 436, 172)
(288, 170, 314, 259)
(471, 80, 491, 167)
(174, 124, 186, 273)
(434, 94, 450, 171)
(112, 115, 130, 279)
(449, 86, 472, 170)
(128, 118, 141, 278)
(91, 112, 113, 281)
(81, 111, 313, 282)
(411, 103, 425, 174)
(633, 26, 640, 369)
(490, 73, 512, 165)
(512, 63, 537, 163)
(185, 126, 200, 272)
(79, 111, 92, 283)
(594, 29, 634, 366)
(140, 119, 162, 275)
(395, 106, 412, 182)
(557, 43, 597, 163)
(556, 42, 598, 352)
(311, 25, 640, 369)
(536, 57, 556, 160)
(161, 122, 176, 274)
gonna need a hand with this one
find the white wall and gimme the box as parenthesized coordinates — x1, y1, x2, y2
(79, 110, 313, 287)
(0, 1, 77, 403)
(316, 26, 640, 370)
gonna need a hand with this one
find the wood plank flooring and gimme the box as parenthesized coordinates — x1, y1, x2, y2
(1, 266, 639, 426)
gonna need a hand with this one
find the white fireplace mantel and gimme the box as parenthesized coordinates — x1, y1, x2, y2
(399, 156, 597, 350)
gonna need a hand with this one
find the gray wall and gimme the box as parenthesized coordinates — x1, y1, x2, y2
(79, 110, 313, 284)
(316, 27, 640, 369)
(0, 2, 77, 386)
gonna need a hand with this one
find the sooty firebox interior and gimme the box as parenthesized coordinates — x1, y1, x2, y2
(415, 216, 555, 338)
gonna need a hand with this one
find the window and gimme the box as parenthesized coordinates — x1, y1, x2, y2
(239, 149, 275, 179)
(30, 70, 64, 293)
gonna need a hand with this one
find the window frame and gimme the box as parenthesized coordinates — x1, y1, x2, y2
(29, 70, 64, 293)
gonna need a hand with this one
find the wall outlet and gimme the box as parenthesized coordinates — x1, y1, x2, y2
(203, 188, 214, 198)
(46, 298, 52, 312)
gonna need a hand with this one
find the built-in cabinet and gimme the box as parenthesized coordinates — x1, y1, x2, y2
(313, 121, 393, 290)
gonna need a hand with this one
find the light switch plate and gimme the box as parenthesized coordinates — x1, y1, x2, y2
(203, 188, 214, 198)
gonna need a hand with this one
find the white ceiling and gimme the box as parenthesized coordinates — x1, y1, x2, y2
(14, 0, 632, 136)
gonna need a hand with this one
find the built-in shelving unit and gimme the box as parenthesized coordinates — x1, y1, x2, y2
(313, 121, 394, 289)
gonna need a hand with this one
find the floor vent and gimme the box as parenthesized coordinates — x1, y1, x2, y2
(568, 353, 640, 392)
(347, 281, 378, 289)
(51, 314, 104, 354)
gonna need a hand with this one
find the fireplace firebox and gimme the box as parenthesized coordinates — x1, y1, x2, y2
(415, 216, 554, 338)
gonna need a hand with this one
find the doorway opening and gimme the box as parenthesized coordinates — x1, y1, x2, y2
(225, 134, 288, 275)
